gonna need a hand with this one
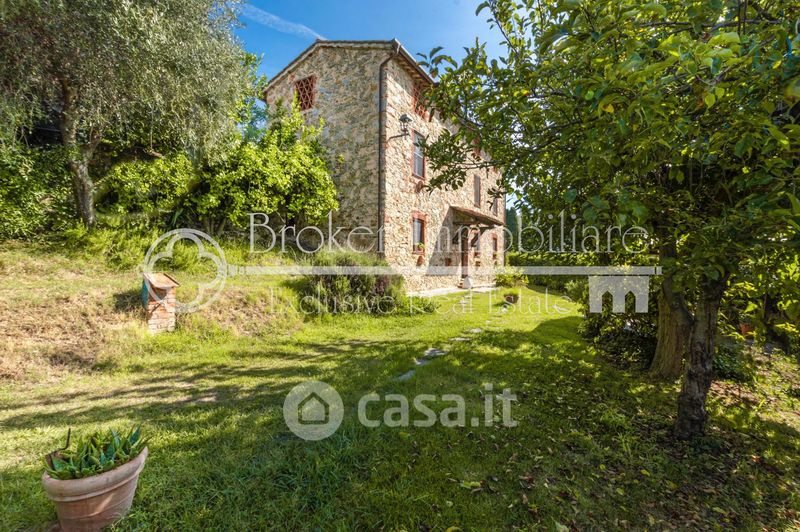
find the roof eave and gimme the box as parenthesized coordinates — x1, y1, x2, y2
(262, 39, 436, 100)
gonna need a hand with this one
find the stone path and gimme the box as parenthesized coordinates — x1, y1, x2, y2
(396, 369, 416, 381)
(394, 346, 451, 381)
(394, 302, 503, 381)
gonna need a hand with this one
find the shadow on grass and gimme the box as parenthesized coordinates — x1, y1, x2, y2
(113, 288, 142, 313)
(2, 316, 798, 529)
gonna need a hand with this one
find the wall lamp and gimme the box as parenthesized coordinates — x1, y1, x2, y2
(399, 113, 412, 136)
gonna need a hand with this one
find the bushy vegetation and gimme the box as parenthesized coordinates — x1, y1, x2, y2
(45, 427, 147, 480)
(96, 153, 194, 229)
(301, 251, 435, 316)
(0, 145, 72, 239)
(187, 104, 337, 234)
(423, 0, 800, 437)
(0, 0, 250, 227)
(91, 104, 338, 236)
(494, 265, 526, 287)
(566, 279, 659, 368)
(713, 340, 757, 384)
(508, 251, 592, 292)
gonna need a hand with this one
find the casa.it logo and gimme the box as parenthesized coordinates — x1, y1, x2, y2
(283, 381, 344, 441)
(142, 229, 227, 313)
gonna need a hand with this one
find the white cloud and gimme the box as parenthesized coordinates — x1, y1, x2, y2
(241, 4, 325, 40)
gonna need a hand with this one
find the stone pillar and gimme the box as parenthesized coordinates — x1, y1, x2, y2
(141, 273, 180, 333)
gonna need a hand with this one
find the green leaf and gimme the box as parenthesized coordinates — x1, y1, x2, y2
(785, 77, 800, 100)
(642, 3, 667, 18)
(708, 32, 740, 46)
(786, 193, 800, 215)
(704, 93, 716, 108)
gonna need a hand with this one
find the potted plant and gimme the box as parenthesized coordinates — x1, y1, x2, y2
(504, 291, 519, 304)
(414, 243, 425, 265)
(42, 427, 148, 531)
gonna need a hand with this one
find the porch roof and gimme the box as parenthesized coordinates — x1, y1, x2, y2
(450, 206, 504, 227)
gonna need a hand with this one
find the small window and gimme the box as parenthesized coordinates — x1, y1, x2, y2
(412, 215, 425, 253)
(412, 131, 425, 179)
(473, 175, 481, 207)
(412, 82, 426, 118)
(492, 235, 498, 254)
(492, 195, 499, 216)
(294, 75, 316, 111)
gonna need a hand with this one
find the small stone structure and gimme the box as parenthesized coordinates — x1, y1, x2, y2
(141, 273, 179, 333)
(263, 40, 505, 292)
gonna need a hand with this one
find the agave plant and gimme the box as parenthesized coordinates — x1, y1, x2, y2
(44, 427, 147, 480)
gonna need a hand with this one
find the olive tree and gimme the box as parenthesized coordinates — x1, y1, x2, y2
(0, 0, 250, 227)
(422, 0, 800, 438)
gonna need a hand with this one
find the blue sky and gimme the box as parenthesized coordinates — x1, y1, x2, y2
(235, 0, 504, 78)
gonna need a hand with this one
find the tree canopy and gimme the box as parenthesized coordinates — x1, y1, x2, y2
(0, 0, 250, 226)
(423, 0, 800, 438)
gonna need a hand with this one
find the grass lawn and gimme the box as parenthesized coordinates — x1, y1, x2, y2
(1, 244, 799, 530)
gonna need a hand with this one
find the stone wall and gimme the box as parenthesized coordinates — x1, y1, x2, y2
(264, 42, 505, 292)
(264, 43, 387, 244)
(381, 58, 505, 292)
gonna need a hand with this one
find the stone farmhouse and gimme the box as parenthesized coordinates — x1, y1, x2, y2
(263, 40, 505, 292)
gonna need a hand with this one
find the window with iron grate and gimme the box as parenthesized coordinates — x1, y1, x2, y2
(294, 76, 316, 111)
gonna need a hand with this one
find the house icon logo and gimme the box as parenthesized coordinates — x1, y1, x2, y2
(298, 392, 330, 425)
(283, 381, 343, 440)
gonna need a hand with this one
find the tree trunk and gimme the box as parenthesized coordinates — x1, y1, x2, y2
(67, 157, 96, 227)
(649, 285, 687, 379)
(675, 282, 725, 439)
(58, 78, 97, 228)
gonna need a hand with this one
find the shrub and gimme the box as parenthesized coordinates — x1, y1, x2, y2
(0, 144, 72, 239)
(45, 427, 147, 480)
(302, 251, 435, 315)
(568, 277, 659, 367)
(96, 153, 195, 229)
(508, 251, 588, 292)
(714, 340, 756, 383)
(495, 266, 526, 287)
(188, 104, 337, 235)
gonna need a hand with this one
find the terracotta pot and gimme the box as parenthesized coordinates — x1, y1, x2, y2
(740, 323, 755, 336)
(505, 294, 519, 304)
(42, 447, 148, 532)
